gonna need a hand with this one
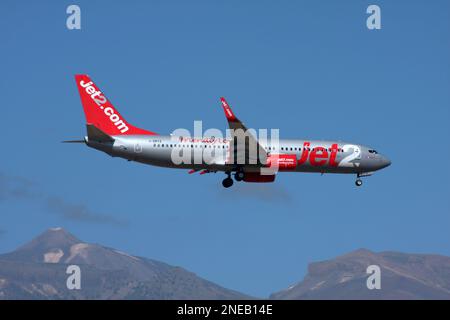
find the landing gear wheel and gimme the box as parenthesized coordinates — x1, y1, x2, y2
(222, 178, 234, 188)
(355, 179, 363, 187)
(234, 171, 244, 182)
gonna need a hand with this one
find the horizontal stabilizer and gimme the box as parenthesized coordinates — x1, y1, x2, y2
(86, 124, 114, 143)
(62, 139, 85, 143)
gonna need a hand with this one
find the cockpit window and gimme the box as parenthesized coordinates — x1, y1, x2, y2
(368, 149, 378, 154)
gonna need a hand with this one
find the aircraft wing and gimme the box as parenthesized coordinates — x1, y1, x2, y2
(220, 97, 268, 167)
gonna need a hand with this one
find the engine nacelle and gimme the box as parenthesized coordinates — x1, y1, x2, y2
(265, 154, 297, 171)
(243, 172, 276, 183)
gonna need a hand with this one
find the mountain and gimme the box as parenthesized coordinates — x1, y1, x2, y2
(0, 228, 251, 300)
(3, 230, 450, 300)
(270, 249, 450, 300)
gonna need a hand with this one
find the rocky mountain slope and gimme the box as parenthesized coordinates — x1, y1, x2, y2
(0, 228, 251, 300)
(271, 249, 450, 299)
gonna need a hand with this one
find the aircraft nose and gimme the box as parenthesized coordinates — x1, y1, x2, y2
(381, 156, 391, 169)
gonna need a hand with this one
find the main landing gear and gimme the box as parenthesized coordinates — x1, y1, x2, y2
(355, 179, 363, 187)
(222, 172, 234, 188)
(234, 171, 244, 182)
(222, 171, 246, 188)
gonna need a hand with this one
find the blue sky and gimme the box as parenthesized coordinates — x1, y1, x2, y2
(0, 0, 449, 297)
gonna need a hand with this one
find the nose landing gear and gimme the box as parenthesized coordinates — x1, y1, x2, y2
(355, 172, 372, 187)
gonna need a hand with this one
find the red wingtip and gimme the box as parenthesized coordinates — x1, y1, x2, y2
(220, 97, 237, 121)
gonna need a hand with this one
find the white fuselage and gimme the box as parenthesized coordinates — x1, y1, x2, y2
(87, 135, 391, 175)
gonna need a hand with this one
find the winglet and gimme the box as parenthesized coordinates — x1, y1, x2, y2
(220, 97, 237, 122)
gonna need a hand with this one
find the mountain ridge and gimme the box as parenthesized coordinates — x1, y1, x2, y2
(270, 248, 450, 300)
(0, 227, 252, 300)
(2, 228, 450, 299)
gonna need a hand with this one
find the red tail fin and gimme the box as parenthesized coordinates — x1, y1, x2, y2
(75, 75, 157, 136)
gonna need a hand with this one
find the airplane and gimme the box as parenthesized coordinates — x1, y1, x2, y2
(67, 75, 391, 188)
